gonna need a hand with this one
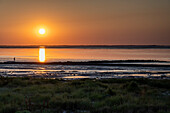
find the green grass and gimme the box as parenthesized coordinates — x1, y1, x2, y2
(0, 77, 170, 113)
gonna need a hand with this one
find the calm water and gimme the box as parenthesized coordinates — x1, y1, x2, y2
(0, 48, 170, 62)
(0, 48, 170, 79)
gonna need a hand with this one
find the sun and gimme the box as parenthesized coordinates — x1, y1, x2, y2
(39, 28, 46, 34)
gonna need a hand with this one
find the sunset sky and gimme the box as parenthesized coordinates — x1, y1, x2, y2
(0, 0, 170, 45)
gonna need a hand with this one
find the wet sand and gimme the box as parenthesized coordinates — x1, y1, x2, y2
(1, 60, 170, 67)
(0, 60, 170, 79)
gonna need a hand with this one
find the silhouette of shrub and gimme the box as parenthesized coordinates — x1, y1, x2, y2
(0, 104, 18, 113)
(15, 110, 31, 113)
(91, 106, 113, 113)
(127, 81, 140, 92)
(105, 96, 125, 106)
(106, 88, 116, 96)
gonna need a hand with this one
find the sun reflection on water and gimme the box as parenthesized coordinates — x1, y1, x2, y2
(39, 47, 45, 62)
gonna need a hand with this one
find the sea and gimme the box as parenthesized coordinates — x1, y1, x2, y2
(0, 45, 170, 79)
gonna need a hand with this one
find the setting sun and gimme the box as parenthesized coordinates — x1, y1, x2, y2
(39, 28, 45, 35)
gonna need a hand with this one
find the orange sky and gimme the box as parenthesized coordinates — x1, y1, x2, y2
(0, 0, 170, 45)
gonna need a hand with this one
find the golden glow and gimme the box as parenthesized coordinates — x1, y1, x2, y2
(39, 48, 46, 62)
(39, 28, 45, 34)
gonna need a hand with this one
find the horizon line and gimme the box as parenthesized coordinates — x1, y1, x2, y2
(0, 45, 170, 49)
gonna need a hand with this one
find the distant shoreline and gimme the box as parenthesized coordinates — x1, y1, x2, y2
(0, 45, 170, 49)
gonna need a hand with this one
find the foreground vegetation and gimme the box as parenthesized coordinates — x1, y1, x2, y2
(0, 77, 170, 113)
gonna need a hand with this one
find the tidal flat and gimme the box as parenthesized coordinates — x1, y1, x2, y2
(0, 77, 170, 113)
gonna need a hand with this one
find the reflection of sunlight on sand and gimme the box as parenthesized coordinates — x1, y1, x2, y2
(39, 48, 45, 62)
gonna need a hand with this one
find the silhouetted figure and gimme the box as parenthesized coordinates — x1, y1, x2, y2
(14, 57, 15, 62)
